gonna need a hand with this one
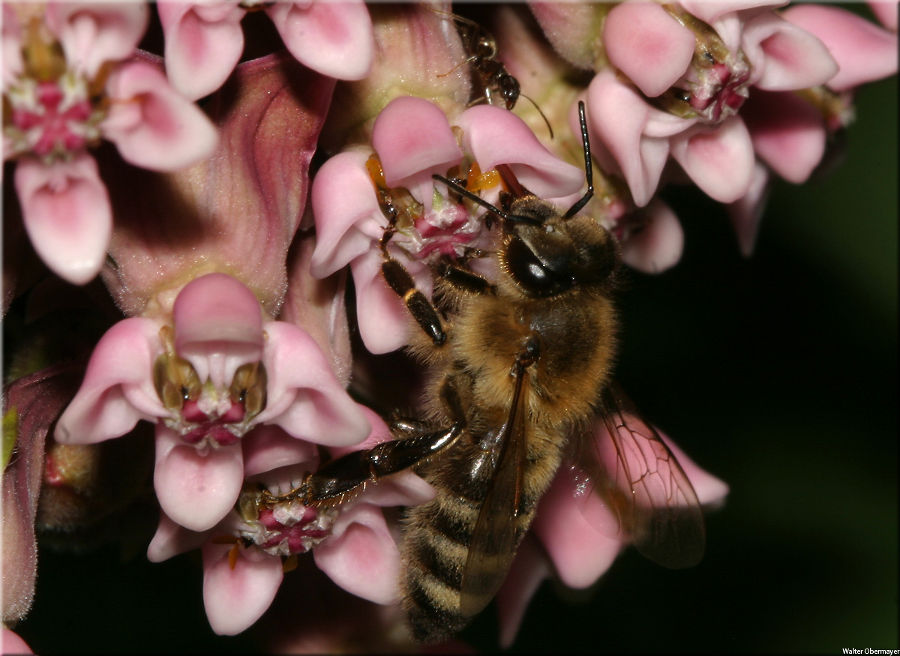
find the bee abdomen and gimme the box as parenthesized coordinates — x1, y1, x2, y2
(401, 494, 477, 642)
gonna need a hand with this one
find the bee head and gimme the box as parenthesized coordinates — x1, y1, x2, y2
(501, 208, 619, 298)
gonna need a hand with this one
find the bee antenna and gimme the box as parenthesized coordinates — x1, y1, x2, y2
(520, 92, 554, 140)
(432, 174, 541, 226)
(562, 101, 594, 220)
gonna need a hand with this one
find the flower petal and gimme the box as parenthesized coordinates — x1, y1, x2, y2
(14, 155, 111, 285)
(742, 12, 838, 90)
(255, 322, 370, 446)
(157, 1, 246, 100)
(496, 537, 550, 648)
(456, 104, 586, 201)
(669, 116, 755, 202)
(603, 1, 696, 98)
(782, 4, 898, 92)
(587, 71, 672, 207)
(660, 434, 729, 508)
(241, 424, 319, 478)
(533, 464, 624, 589)
(55, 317, 166, 444)
(867, 1, 898, 31)
(266, 0, 374, 81)
(743, 90, 826, 184)
(309, 149, 386, 279)
(620, 199, 684, 273)
(314, 503, 401, 604)
(372, 96, 462, 212)
(350, 252, 413, 355)
(728, 161, 770, 257)
(102, 60, 218, 171)
(45, 2, 148, 77)
(202, 542, 284, 635)
(146, 512, 207, 562)
(172, 273, 264, 390)
(154, 425, 245, 532)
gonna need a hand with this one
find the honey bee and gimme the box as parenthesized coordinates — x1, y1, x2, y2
(270, 102, 704, 642)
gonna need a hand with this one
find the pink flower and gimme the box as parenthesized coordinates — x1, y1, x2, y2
(54, 273, 370, 532)
(310, 96, 585, 354)
(497, 415, 728, 646)
(147, 413, 434, 635)
(2, 3, 218, 285)
(158, 0, 374, 100)
(98, 53, 334, 318)
(584, 1, 839, 207)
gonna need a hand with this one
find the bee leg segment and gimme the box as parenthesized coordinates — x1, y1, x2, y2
(304, 424, 464, 506)
(438, 262, 495, 296)
(381, 257, 447, 346)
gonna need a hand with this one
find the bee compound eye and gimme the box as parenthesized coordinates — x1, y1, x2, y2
(506, 237, 571, 297)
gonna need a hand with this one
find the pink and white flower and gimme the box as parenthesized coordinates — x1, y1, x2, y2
(54, 273, 370, 532)
(157, 0, 374, 100)
(2, 3, 218, 285)
(310, 96, 586, 354)
(146, 413, 434, 635)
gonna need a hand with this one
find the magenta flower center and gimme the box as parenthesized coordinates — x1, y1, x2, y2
(240, 500, 336, 557)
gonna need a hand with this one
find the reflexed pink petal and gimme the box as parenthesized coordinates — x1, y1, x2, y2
(867, 1, 898, 31)
(2, 4, 24, 84)
(202, 542, 284, 635)
(255, 322, 370, 445)
(55, 318, 167, 444)
(679, 1, 788, 25)
(147, 513, 208, 562)
(350, 253, 413, 355)
(533, 464, 623, 589)
(744, 90, 826, 184)
(314, 503, 401, 604)
(241, 424, 319, 478)
(267, 0, 374, 81)
(282, 233, 353, 388)
(372, 96, 462, 212)
(783, 4, 898, 91)
(669, 117, 755, 202)
(496, 537, 550, 648)
(603, 2, 696, 98)
(728, 161, 771, 257)
(742, 12, 838, 90)
(527, 1, 606, 70)
(154, 425, 245, 532)
(14, 155, 111, 285)
(455, 105, 585, 201)
(157, 1, 246, 100)
(309, 150, 386, 279)
(172, 273, 264, 389)
(1, 627, 34, 654)
(620, 199, 684, 273)
(45, 2, 148, 77)
(587, 71, 672, 207)
(102, 60, 218, 171)
(659, 434, 729, 507)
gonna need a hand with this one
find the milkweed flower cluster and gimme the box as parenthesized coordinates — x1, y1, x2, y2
(2, 1, 895, 652)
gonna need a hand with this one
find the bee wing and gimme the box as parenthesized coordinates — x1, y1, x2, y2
(459, 367, 528, 617)
(589, 385, 706, 569)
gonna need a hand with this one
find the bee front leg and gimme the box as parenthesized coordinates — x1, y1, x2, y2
(381, 256, 447, 346)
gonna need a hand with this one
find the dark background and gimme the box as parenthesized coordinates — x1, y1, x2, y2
(11, 23, 897, 656)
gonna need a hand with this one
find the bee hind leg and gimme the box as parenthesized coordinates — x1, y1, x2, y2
(300, 423, 464, 506)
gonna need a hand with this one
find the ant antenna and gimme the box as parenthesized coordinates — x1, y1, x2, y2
(520, 92, 554, 140)
(432, 174, 542, 226)
(562, 101, 594, 220)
